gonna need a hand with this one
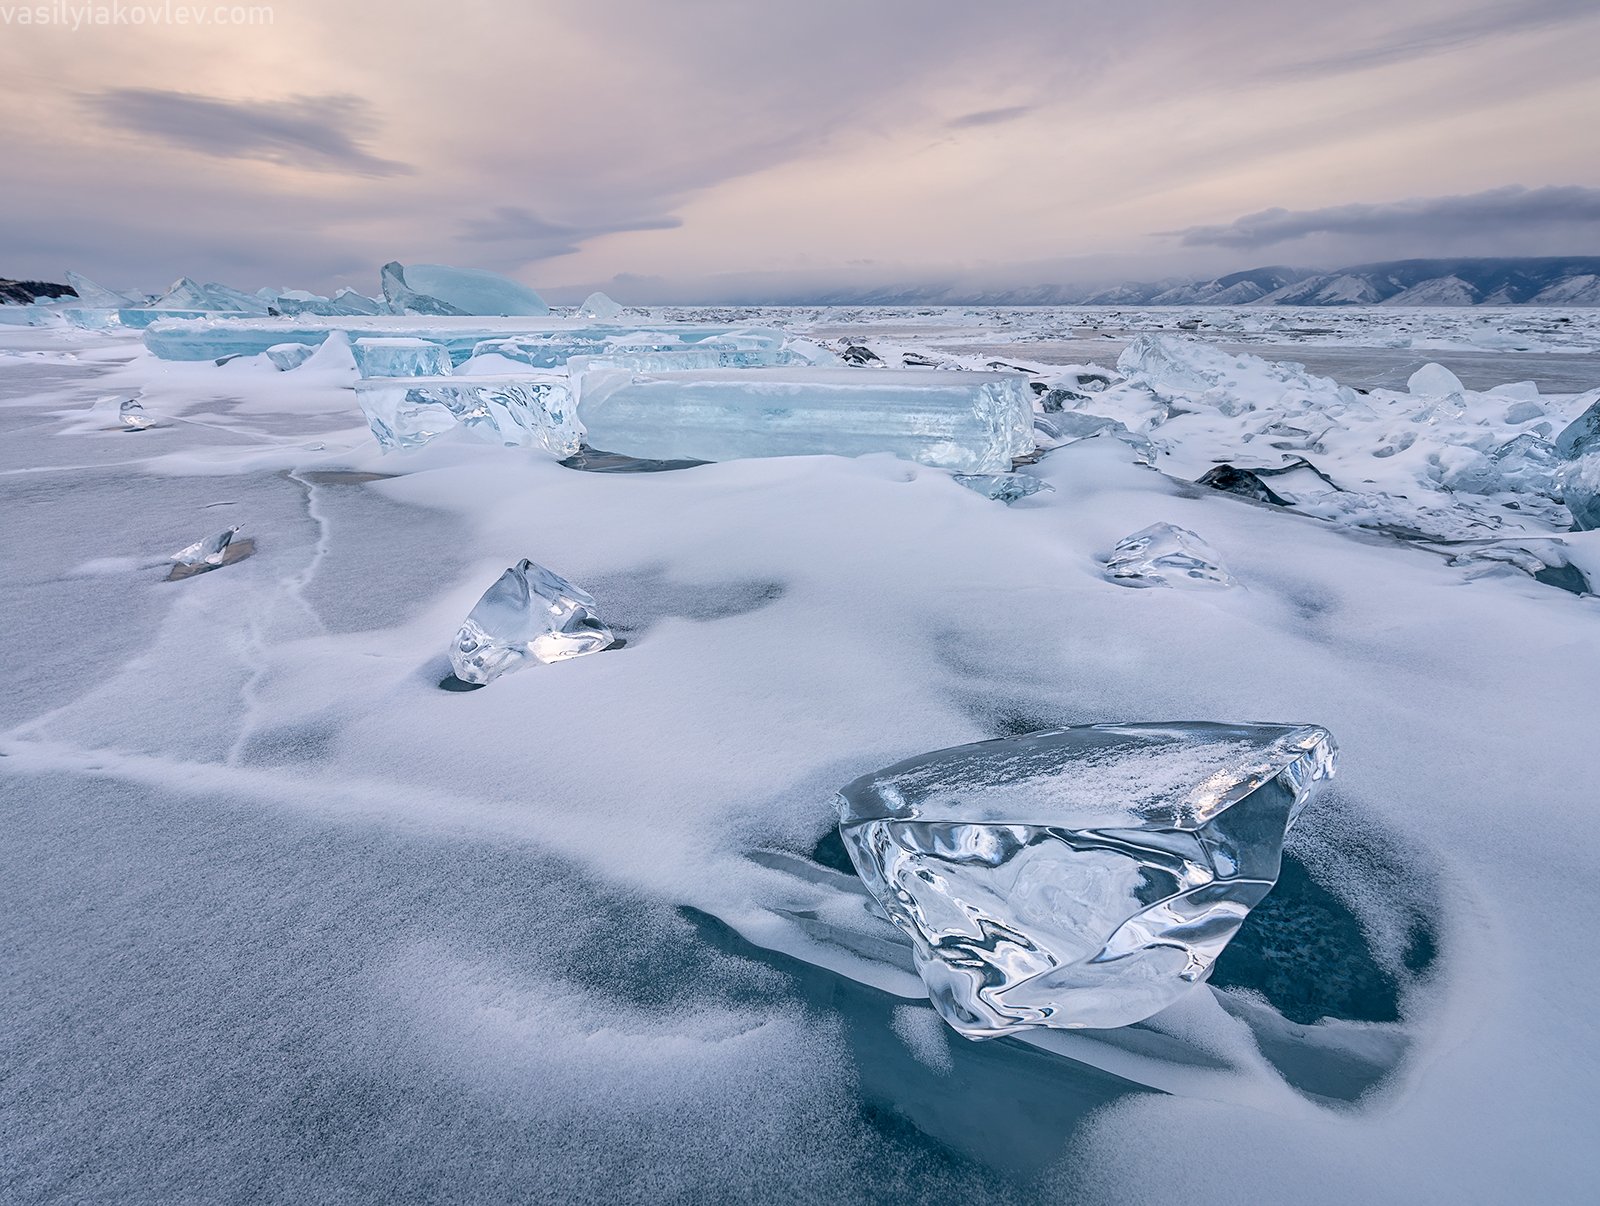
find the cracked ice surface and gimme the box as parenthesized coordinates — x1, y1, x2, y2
(2, 307, 1599, 1204)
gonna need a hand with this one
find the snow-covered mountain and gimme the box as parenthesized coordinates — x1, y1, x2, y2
(781, 257, 1600, 307)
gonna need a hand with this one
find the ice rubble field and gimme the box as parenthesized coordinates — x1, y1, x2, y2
(3, 306, 1599, 1203)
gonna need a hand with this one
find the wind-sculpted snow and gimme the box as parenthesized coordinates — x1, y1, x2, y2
(1, 307, 1598, 1204)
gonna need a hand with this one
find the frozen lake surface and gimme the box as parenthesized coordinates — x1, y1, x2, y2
(2, 307, 1597, 1204)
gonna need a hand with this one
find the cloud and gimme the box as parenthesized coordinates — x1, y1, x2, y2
(1272, 0, 1599, 77)
(1167, 186, 1600, 249)
(457, 206, 683, 263)
(85, 89, 411, 176)
(946, 105, 1034, 129)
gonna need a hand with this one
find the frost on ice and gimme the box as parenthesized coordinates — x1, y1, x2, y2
(836, 722, 1338, 1036)
(1104, 523, 1236, 589)
(450, 559, 616, 685)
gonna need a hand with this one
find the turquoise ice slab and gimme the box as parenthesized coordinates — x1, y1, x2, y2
(575, 366, 1036, 472)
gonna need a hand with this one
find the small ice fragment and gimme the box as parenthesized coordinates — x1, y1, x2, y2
(1197, 464, 1289, 505)
(381, 261, 549, 317)
(577, 291, 625, 320)
(1105, 523, 1235, 589)
(1406, 363, 1465, 397)
(836, 721, 1338, 1035)
(952, 473, 1052, 503)
(450, 559, 615, 685)
(119, 398, 155, 430)
(172, 526, 241, 567)
(265, 343, 317, 371)
(352, 337, 452, 379)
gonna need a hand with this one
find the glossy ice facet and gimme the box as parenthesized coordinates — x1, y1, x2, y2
(355, 375, 581, 455)
(352, 337, 453, 379)
(1105, 523, 1235, 589)
(952, 472, 1052, 503)
(837, 721, 1338, 1036)
(450, 559, 615, 685)
(575, 367, 1036, 471)
(171, 526, 241, 567)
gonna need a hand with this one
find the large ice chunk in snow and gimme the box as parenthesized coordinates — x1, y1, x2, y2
(451, 559, 615, 685)
(952, 473, 1052, 503)
(352, 337, 452, 379)
(577, 291, 626, 320)
(1554, 392, 1600, 460)
(1563, 455, 1600, 531)
(381, 261, 550, 317)
(1407, 363, 1466, 397)
(575, 367, 1035, 471)
(355, 375, 581, 455)
(1104, 523, 1235, 589)
(837, 722, 1338, 1036)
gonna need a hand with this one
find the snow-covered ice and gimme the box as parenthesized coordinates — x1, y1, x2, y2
(2, 304, 1599, 1204)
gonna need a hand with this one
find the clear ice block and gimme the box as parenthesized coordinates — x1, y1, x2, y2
(265, 343, 317, 371)
(577, 291, 626, 320)
(451, 559, 615, 684)
(171, 526, 240, 567)
(575, 367, 1036, 472)
(65, 271, 136, 308)
(381, 261, 550, 317)
(952, 472, 1052, 503)
(1104, 523, 1235, 589)
(352, 337, 453, 379)
(1563, 454, 1600, 531)
(836, 721, 1338, 1036)
(1555, 393, 1600, 460)
(119, 398, 155, 429)
(355, 375, 581, 455)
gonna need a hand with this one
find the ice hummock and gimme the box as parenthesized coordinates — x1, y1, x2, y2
(381, 261, 550, 317)
(836, 721, 1338, 1036)
(352, 337, 453, 379)
(450, 559, 615, 685)
(577, 291, 626, 320)
(265, 343, 317, 371)
(574, 367, 1035, 472)
(1104, 523, 1235, 589)
(355, 375, 581, 455)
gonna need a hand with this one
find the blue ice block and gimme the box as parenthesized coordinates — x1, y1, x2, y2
(574, 367, 1036, 471)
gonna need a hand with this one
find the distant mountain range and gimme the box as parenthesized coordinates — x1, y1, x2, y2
(0, 279, 76, 306)
(784, 257, 1600, 307)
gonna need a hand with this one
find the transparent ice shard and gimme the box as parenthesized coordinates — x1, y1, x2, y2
(381, 261, 550, 317)
(171, 525, 240, 567)
(352, 337, 453, 379)
(450, 559, 615, 685)
(1555, 392, 1600, 460)
(65, 271, 136, 308)
(1439, 433, 1561, 497)
(836, 721, 1338, 1036)
(265, 342, 317, 371)
(953, 472, 1052, 503)
(575, 367, 1036, 472)
(355, 375, 581, 455)
(119, 398, 155, 429)
(1563, 454, 1600, 531)
(1105, 523, 1235, 589)
(578, 291, 626, 320)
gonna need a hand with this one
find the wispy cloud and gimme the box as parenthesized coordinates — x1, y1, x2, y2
(457, 206, 682, 263)
(86, 89, 411, 176)
(946, 105, 1034, 129)
(1272, 0, 1599, 77)
(1167, 185, 1600, 249)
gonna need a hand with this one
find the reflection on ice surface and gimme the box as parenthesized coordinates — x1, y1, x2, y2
(450, 559, 616, 685)
(1104, 523, 1236, 589)
(836, 722, 1337, 1036)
